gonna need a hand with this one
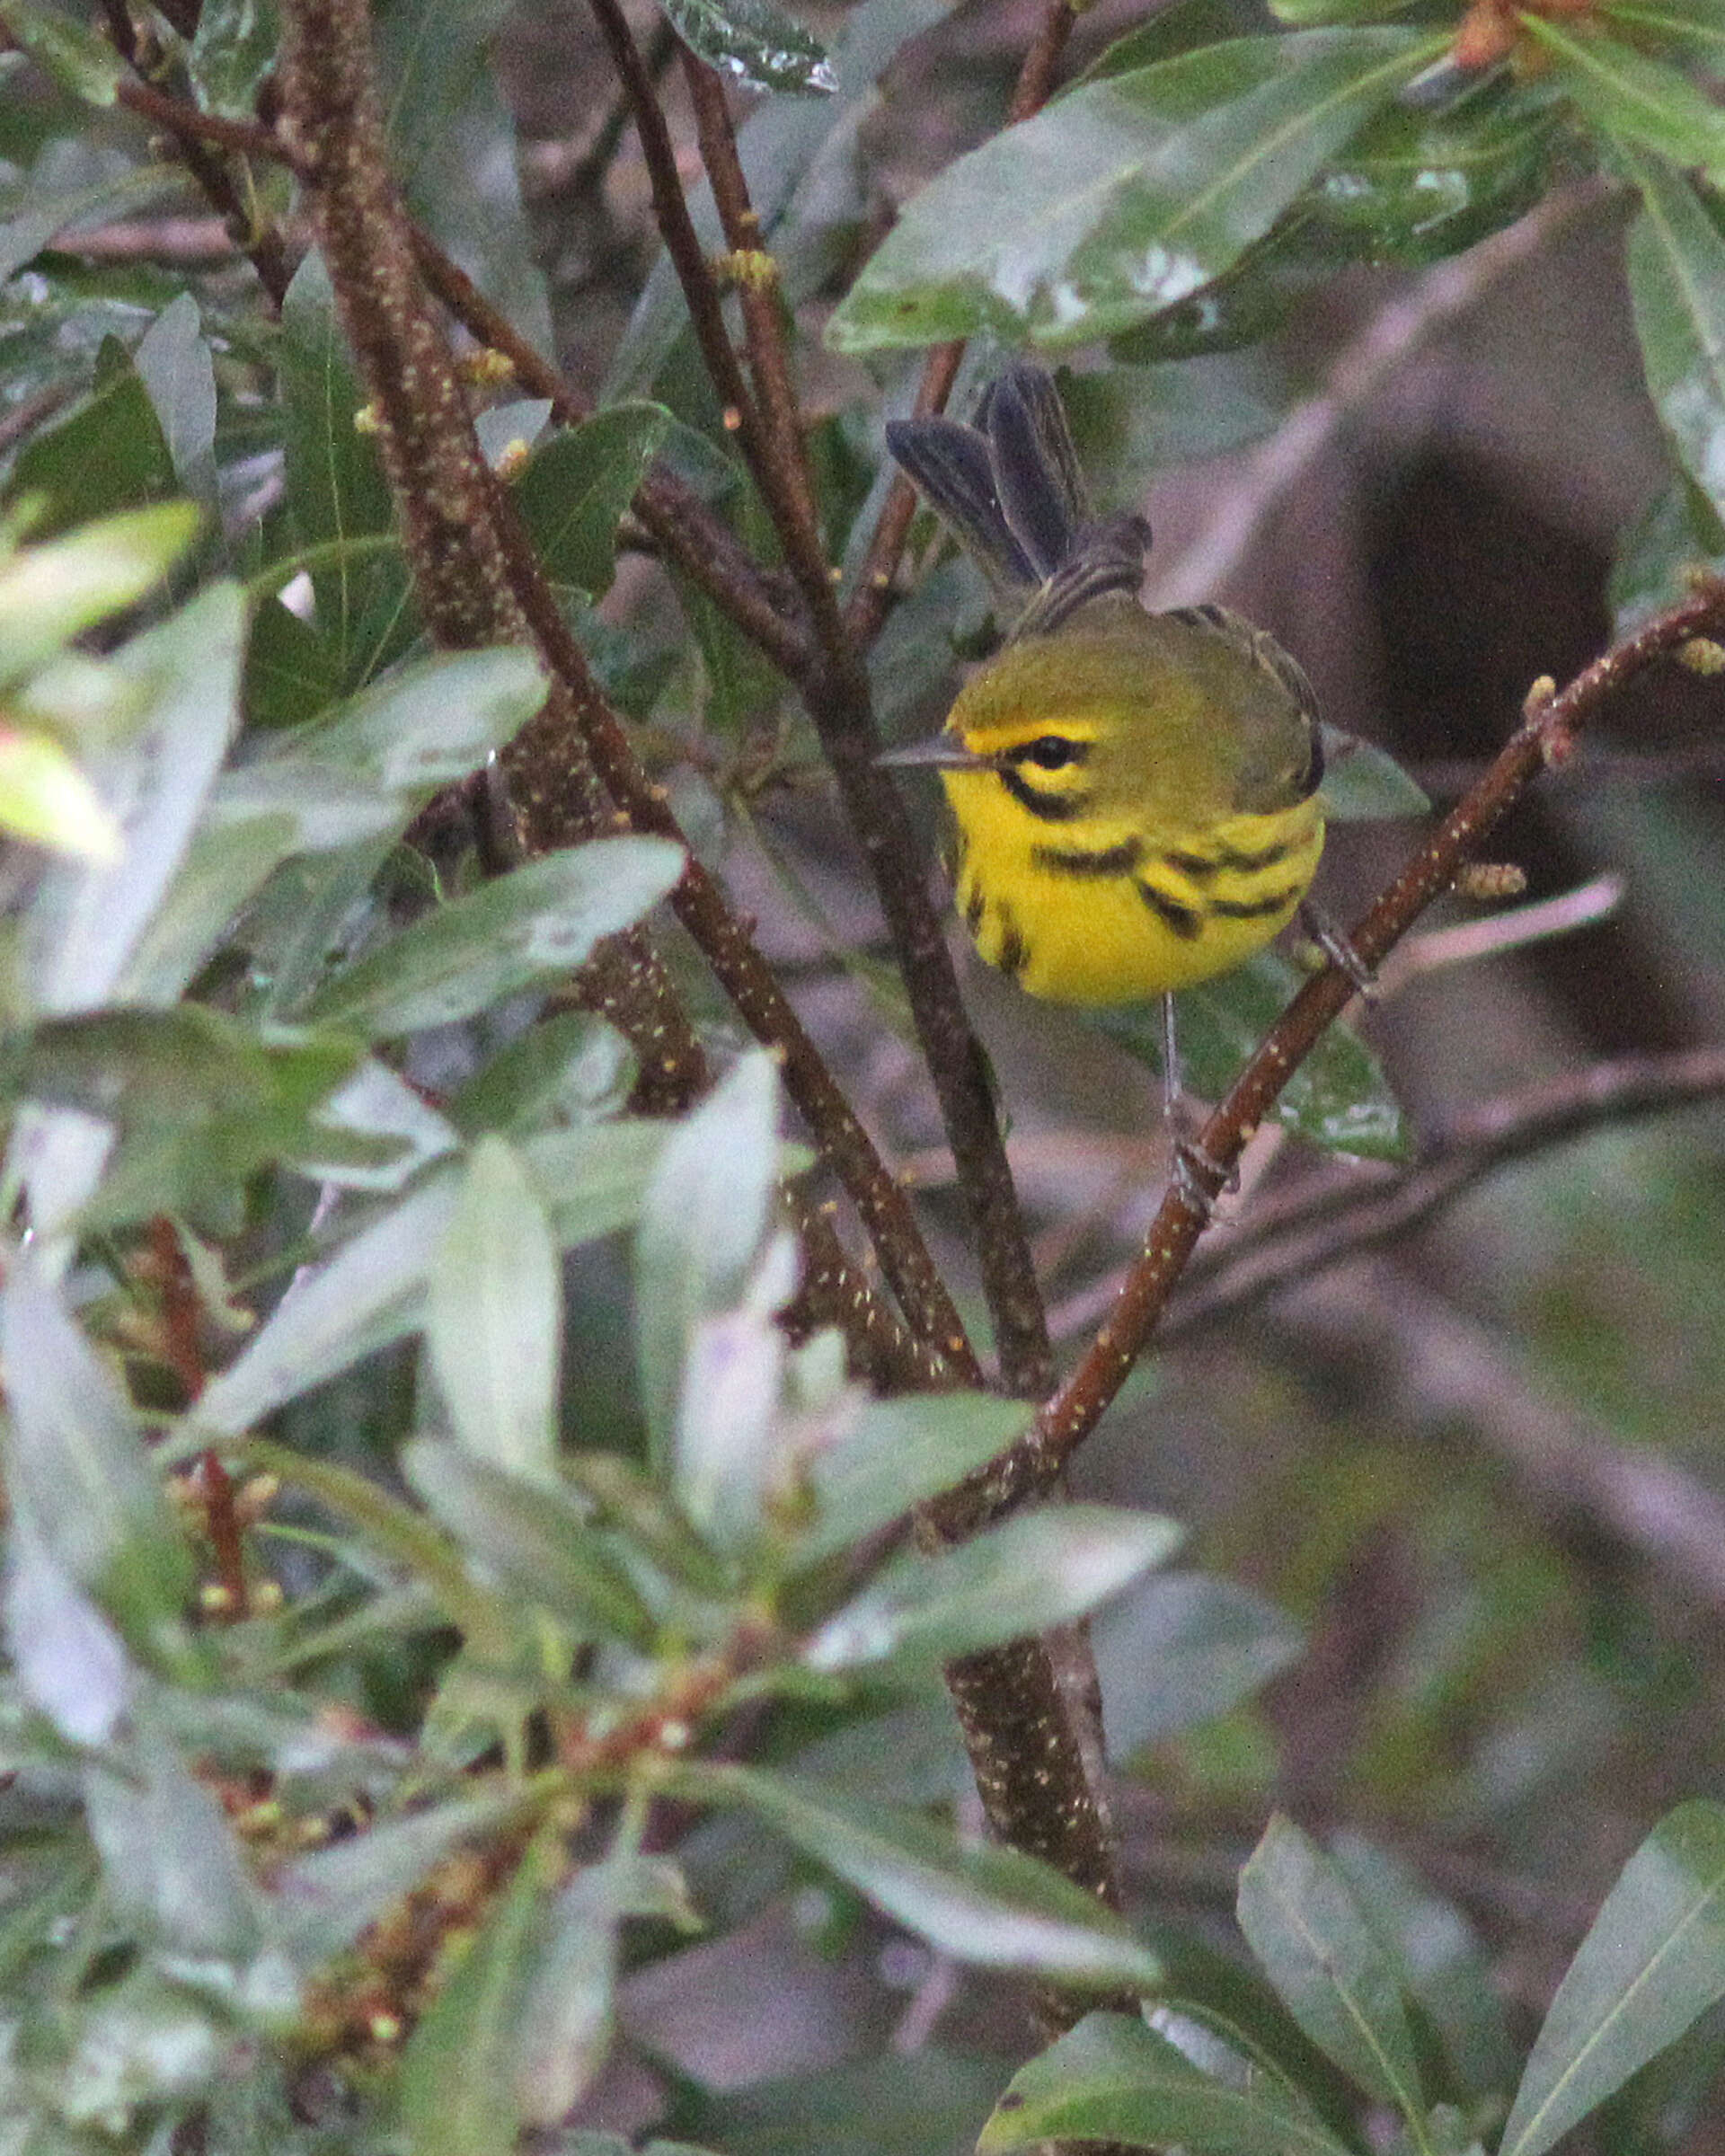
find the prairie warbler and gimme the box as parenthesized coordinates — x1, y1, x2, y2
(880, 364, 1326, 1093)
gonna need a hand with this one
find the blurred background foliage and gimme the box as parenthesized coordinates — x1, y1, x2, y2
(6, 0, 1725, 2146)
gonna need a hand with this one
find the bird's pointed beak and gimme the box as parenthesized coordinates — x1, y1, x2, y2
(877, 732, 990, 772)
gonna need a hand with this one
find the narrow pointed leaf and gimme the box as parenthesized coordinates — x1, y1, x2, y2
(1524, 18, 1725, 181)
(0, 504, 199, 684)
(303, 835, 684, 1035)
(692, 1766, 1163, 1987)
(399, 1828, 560, 2156)
(428, 1137, 561, 1480)
(512, 404, 673, 597)
(803, 1506, 1183, 1674)
(1499, 1801, 1725, 2156)
(134, 295, 217, 508)
(28, 582, 243, 1014)
(1, 1257, 195, 1663)
(634, 1051, 781, 1462)
(402, 1440, 657, 1649)
(1236, 1814, 1424, 2117)
(1620, 142, 1725, 524)
(827, 29, 1443, 352)
(0, 729, 120, 861)
(792, 1391, 1032, 1565)
(197, 1177, 456, 1433)
(979, 2010, 1353, 2153)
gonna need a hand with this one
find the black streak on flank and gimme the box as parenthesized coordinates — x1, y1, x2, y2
(1210, 886, 1302, 922)
(964, 881, 986, 934)
(1135, 879, 1203, 940)
(1032, 837, 1145, 879)
(995, 905, 1031, 981)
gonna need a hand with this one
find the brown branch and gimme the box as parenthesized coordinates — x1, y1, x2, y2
(681, 53, 839, 626)
(279, 0, 967, 1385)
(408, 231, 811, 680)
(644, 32, 1051, 1397)
(585, 0, 769, 472)
(1144, 1045, 1725, 1347)
(108, 69, 298, 304)
(923, 576, 1725, 1539)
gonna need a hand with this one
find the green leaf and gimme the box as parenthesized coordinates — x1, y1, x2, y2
(1524, 17, 1725, 181)
(451, 1012, 634, 1135)
(1319, 727, 1431, 818)
(691, 1765, 1164, 1988)
(1610, 473, 1725, 632)
(978, 2010, 1353, 2153)
(512, 403, 673, 599)
(634, 1051, 783, 1467)
(134, 294, 218, 508)
(0, 728, 119, 860)
(402, 1440, 658, 1649)
(0, 0, 121, 101)
(657, 0, 836, 93)
(276, 251, 406, 687)
(4, 1007, 365, 1230)
(5, 1513, 135, 1745)
(1603, 0, 1725, 65)
(792, 1391, 1032, 1567)
(1, 1257, 197, 1672)
(1086, 950, 1410, 1161)
(1328, 1833, 1517, 2102)
(517, 1119, 673, 1246)
(399, 1828, 561, 2156)
(4, 339, 178, 535)
(1300, 82, 1561, 266)
(197, 1177, 457, 1434)
(1092, 1573, 1303, 1754)
(678, 2049, 1002, 2156)
(274, 1788, 535, 1973)
(84, 1716, 265, 1969)
(516, 1839, 692, 2125)
(803, 1506, 1183, 1674)
(1620, 144, 1725, 525)
(1236, 1814, 1425, 2117)
(826, 28, 1444, 353)
(187, 0, 280, 116)
(560, 1449, 730, 1597)
(0, 504, 199, 684)
(302, 835, 686, 1034)
(279, 643, 548, 791)
(427, 1136, 561, 1480)
(27, 580, 243, 1015)
(1499, 1800, 1725, 2156)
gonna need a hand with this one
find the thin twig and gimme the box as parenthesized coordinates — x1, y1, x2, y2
(1125, 1043, 1725, 1347)
(409, 226, 811, 680)
(650, 36, 1052, 1396)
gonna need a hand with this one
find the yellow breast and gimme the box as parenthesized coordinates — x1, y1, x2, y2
(936, 602, 1326, 1005)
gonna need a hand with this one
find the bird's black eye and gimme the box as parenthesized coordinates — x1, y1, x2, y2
(1024, 736, 1079, 771)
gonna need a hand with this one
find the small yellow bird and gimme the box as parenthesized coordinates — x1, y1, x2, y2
(880, 364, 1326, 1094)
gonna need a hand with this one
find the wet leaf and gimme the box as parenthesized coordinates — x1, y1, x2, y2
(827, 29, 1444, 352)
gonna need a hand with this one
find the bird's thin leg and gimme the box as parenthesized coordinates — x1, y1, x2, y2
(1299, 899, 1376, 996)
(1161, 990, 1229, 1216)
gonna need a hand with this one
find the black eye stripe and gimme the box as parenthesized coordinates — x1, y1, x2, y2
(1000, 736, 1090, 772)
